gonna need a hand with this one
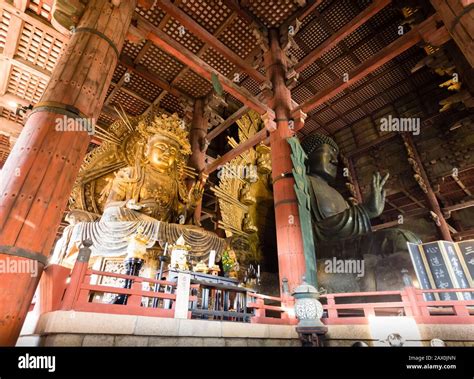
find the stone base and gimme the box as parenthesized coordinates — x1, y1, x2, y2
(27, 311, 474, 347)
(324, 321, 474, 347)
(32, 311, 301, 347)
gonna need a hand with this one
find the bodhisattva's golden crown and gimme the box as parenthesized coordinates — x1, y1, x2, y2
(138, 113, 191, 156)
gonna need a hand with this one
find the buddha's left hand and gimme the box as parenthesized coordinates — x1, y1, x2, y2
(363, 172, 389, 219)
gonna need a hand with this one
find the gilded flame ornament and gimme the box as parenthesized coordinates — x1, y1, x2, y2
(212, 110, 274, 279)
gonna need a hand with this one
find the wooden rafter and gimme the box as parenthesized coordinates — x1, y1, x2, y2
(279, 0, 324, 34)
(169, 12, 238, 92)
(221, 0, 267, 30)
(155, 0, 265, 83)
(292, 20, 429, 115)
(118, 55, 193, 103)
(13, 0, 28, 12)
(290, 11, 404, 98)
(207, 106, 249, 141)
(444, 199, 474, 214)
(372, 208, 429, 231)
(0, 117, 22, 138)
(451, 174, 473, 197)
(135, 15, 272, 115)
(401, 189, 426, 209)
(348, 106, 465, 160)
(385, 198, 406, 214)
(0, 1, 67, 42)
(295, 0, 391, 73)
(204, 128, 268, 174)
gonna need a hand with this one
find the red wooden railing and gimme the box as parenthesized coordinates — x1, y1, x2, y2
(37, 259, 474, 326)
(320, 287, 474, 325)
(247, 292, 296, 325)
(61, 268, 184, 318)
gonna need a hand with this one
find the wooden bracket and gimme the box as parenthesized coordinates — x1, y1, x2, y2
(262, 111, 276, 132)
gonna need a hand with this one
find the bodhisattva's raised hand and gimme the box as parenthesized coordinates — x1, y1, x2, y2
(363, 172, 389, 219)
(187, 175, 206, 207)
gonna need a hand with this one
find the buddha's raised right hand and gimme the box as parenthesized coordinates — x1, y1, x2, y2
(363, 172, 389, 219)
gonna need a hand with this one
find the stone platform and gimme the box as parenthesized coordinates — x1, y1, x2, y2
(19, 311, 301, 347)
(17, 311, 474, 347)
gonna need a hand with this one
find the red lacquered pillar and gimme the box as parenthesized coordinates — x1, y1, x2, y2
(0, 0, 136, 345)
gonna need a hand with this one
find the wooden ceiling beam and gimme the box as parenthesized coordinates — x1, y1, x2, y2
(119, 54, 194, 103)
(169, 12, 237, 90)
(155, 0, 265, 83)
(13, 0, 28, 12)
(293, 21, 428, 115)
(385, 198, 405, 214)
(372, 208, 429, 231)
(0, 117, 22, 138)
(444, 199, 474, 214)
(207, 106, 249, 141)
(280, 0, 324, 34)
(221, 0, 266, 30)
(345, 105, 453, 159)
(135, 16, 272, 116)
(290, 10, 404, 97)
(453, 228, 474, 241)
(0, 1, 67, 42)
(115, 84, 151, 106)
(293, 15, 445, 116)
(204, 128, 267, 174)
(401, 189, 426, 209)
(295, 0, 391, 73)
(7, 57, 51, 81)
(451, 174, 473, 197)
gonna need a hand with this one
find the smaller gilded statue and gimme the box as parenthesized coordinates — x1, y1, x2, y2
(126, 226, 150, 261)
(239, 181, 256, 205)
(256, 143, 271, 174)
(242, 213, 258, 234)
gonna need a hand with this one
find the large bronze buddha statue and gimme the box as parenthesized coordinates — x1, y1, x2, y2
(301, 132, 421, 292)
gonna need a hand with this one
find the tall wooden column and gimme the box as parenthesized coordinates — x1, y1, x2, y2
(0, 0, 136, 345)
(188, 97, 209, 223)
(402, 134, 453, 241)
(264, 29, 306, 300)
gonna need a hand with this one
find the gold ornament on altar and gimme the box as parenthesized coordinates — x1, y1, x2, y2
(126, 226, 150, 260)
(170, 235, 191, 271)
(208, 265, 221, 276)
(193, 261, 209, 274)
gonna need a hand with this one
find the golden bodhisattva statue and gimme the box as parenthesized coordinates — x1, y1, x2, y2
(102, 114, 203, 225)
(52, 110, 225, 268)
